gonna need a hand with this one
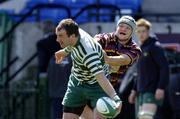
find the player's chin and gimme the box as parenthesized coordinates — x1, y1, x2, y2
(60, 43, 66, 48)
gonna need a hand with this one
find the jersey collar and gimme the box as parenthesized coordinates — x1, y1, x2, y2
(74, 36, 81, 47)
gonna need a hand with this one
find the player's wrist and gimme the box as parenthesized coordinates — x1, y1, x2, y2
(113, 94, 121, 103)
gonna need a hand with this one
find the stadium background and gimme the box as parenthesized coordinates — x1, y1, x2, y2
(0, 0, 180, 119)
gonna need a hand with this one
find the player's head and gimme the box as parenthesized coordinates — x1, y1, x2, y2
(115, 16, 136, 44)
(56, 18, 79, 48)
(136, 18, 151, 44)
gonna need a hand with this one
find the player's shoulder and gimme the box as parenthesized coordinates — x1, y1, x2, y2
(149, 37, 162, 49)
(79, 28, 93, 40)
(79, 35, 98, 55)
(128, 39, 141, 50)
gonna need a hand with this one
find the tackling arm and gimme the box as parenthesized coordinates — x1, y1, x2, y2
(105, 54, 131, 66)
(95, 72, 121, 102)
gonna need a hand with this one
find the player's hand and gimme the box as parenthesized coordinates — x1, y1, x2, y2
(94, 34, 115, 45)
(55, 50, 66, 64)
(102, 50, 108, 61)
(115, 100, 122, 114)
(155, 89, 165, 100)
(105, 34, 116, 43)
(102, 50, 111, 65)
(113, 95, 122, 115)
(128, 90, 136, 104)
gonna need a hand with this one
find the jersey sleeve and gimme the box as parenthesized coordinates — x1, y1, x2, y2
(94, 33, 115, 49)
(125, 45, 141, 65)
(64, 46, 73, 54)
(83, 52, 104, 76)
(151, 43, 169, 89)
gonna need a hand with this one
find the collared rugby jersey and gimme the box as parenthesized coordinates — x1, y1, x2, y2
(64, 29, 109, 84)
(95, 32, 141, 86)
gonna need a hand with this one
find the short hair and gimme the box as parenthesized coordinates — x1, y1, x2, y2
(57, 18, 79, 37)
(136, 18, 152, 30)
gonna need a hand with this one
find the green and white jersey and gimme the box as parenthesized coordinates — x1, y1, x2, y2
(64, 29, 109, 84)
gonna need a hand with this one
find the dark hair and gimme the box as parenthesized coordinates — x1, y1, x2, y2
(57, 19, 79, 37)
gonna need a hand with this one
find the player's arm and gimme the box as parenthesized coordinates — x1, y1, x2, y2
(95, 72, 122, 113)
(94, 33, 115, 48)
(151, 44, 169, 100)
(95, 72, 120, 101)
(105, 54, 131, 66)
(84, 51, 122, 112)
(129, 79, 137, 104)
(103, 50, 131, 66)
(55, 46, 71, 64)
(94, 33, 130, 66)
(83, 52, 120, 102)
(103, 44, 141, 66)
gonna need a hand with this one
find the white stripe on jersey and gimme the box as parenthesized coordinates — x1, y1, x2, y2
(67, 29, 109, 84)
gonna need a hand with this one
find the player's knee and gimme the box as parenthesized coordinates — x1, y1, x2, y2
(138, 111, 155, 119)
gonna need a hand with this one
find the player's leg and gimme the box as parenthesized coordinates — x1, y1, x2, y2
(139, 103, 157, 119)
(93, 108, 106, 119)
(138, 93, 160, 119)
(137, 93, 143, 118)
(63, 113, 79, 119)
(63, 106, 85, 119)
(80, 105, 93, 119)
(62, 76, 87, 119)
(85, 83, 108, 119)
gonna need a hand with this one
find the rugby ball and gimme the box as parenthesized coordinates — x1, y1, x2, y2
(96, 97, 117, 118)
